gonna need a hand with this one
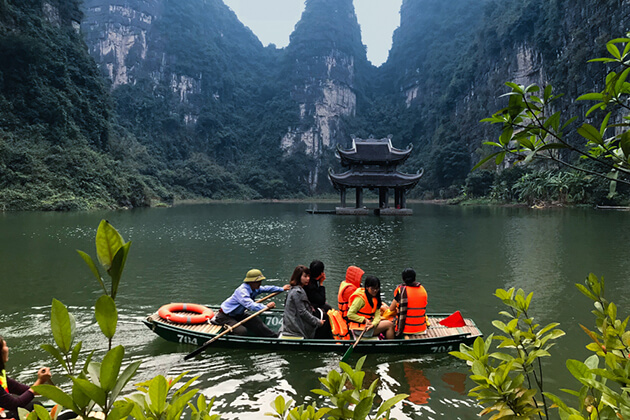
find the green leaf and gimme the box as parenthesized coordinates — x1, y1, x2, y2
(95, 295, 118, 339)
(31, 385, 78, 413)
(76, 251, 107, 294)
(111, 361, 141, 402)
(375, 394, 408, 418)
(108, 401, 134, 420)
(51, 299, 74, 353)
(71, 377, 106, 408)
(607, 43, 622, 59)
(575, 283, 597, 301)
(561, 116, 578, 130)
(620, 132, 630, 159)
(108, 242, 131, 300)
(71, 342, 82, 371)
(149, 375, 168, 414)
(352, 396, 373, 420)
(32, 404, 52, 420)
(543, 84, 553, 102)
(472, 152, 502, 171)
(166, 389, 199, 420)
(542, 392, 571, 413)
(499, 127, 514, 146)
(100, 345, 124, 393)
(40, 344, 66, 370)
(586, 102, 606, 117)
(96, 220, 124, 270)
(578, 124, 604, 145)
(566, 359, 590, 382)
(537, 143, 569, 151)
(577, 92, 604, 101)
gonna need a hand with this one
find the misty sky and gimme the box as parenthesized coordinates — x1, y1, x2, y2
(222, 0, 403, 66)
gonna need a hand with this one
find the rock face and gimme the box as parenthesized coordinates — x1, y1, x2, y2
(277, 0, 368, 190)
(77, 0, 630, 195)
(81, 0, 265, 108)
(82, 0, 158, 87)
(281, 50, 357, 156)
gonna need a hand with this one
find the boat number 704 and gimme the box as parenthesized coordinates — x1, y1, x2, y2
(177, 334, 198, 345)
(431, 345, 453, 353)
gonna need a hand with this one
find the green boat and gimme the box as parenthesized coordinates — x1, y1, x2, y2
(143, 307, 483, 355)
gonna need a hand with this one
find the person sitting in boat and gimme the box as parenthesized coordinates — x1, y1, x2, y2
(347, 276, 395, 340)
(389, 268, 428, 337)
(304, 260, 333, 339)
(211, 269, 290, 337)
(337, 265, 365, 318)
(280, 265, 325, 338)
(0, 335, 55, 419)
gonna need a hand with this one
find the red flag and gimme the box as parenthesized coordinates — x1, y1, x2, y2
(439, 311, 466, 328)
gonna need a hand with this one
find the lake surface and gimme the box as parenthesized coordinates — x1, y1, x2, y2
(2, 202, 630, 419)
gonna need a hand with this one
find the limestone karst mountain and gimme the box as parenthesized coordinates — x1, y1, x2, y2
(1, 0, 629, 209)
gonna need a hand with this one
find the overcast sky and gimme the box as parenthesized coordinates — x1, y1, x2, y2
(222, 0, 403, 66)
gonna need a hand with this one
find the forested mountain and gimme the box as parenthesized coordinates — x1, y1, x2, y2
(1, 0, 629, 210)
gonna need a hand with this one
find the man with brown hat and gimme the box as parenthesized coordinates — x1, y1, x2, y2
(211, 269, 290, 337)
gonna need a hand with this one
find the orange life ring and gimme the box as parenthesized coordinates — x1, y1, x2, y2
(158, 303, 214, 324)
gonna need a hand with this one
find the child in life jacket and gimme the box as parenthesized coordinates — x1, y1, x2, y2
(346, 276, 395, 339)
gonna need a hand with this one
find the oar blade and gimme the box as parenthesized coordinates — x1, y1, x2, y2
(341, 346, 354, 363)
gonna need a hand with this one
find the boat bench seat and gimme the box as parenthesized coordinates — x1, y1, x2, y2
(279, 334, 304, 340)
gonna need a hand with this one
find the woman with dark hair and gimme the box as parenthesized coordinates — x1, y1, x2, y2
(304, 260, 333, 339)
(280, 265, 325, 338)
(0, 336, 52, 418)
(347, 276, 395, 339)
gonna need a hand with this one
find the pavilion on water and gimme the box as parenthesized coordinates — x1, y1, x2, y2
(328, 137, 423, 215)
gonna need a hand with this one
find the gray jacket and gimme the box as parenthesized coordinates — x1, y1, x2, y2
(281, 286, 321, 338)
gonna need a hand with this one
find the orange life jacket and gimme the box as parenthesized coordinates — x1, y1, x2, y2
(337, 281, 356, 317)
(396, 284, 428, 334)
(327, 309, 351, 340)
(337, 266, 364, 317)
(347, 288, 378, 330)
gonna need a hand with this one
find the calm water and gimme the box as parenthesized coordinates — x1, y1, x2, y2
(2, 202, 630, 419)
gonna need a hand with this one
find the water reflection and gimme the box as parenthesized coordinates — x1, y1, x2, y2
(4, 203, 630, 418)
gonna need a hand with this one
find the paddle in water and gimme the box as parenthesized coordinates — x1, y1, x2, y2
(341, 326, 370, 363)
(184, 305, 271, 360)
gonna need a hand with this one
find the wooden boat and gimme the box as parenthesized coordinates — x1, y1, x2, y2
(143, 307, 483, 355)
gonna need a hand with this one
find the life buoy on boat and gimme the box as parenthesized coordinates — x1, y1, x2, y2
(158, 303, 214, 324)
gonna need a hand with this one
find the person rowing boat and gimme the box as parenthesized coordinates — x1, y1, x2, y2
(210, 269, 290, 337)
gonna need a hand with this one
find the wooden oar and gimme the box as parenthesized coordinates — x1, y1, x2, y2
(255, 290, 282, 304)
(184, 306, 271, 360)
(341, 326, 369, 363)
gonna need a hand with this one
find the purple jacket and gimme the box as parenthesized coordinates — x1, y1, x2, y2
(0, 371, 34, 412)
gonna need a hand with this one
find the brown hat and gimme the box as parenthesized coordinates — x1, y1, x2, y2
(244, 269, 266, 283)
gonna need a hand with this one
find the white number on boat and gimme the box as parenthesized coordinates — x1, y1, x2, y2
(177, 334, 198, 345)
(266, 317, 283, 327)
(431, 345, 453, 353)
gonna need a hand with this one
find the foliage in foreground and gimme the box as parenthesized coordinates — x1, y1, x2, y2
(478, 35, 630, 198)
(452, 274, 630, 419)
(21, 220, 406, 420)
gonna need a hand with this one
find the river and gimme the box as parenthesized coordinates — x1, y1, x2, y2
(2, 202, 629, 419)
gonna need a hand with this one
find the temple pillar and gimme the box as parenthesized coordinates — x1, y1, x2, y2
(394, 189, 401, 209)
(355, 187, 363, 208)
(401, 190, 407, 209)
(379, 187, 389, 209)
(340, 188, 346, 207)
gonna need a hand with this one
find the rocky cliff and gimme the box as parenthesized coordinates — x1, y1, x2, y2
(3, 0, 630, 210)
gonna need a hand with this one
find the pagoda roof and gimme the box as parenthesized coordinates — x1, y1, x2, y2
(328, 168, 424, 189)
(337, 137, 413, 165)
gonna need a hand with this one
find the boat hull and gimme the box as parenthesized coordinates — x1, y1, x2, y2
(143, 308, 483, 355)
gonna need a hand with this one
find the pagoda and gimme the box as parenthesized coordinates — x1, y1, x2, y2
(328, 137, 423, 215)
